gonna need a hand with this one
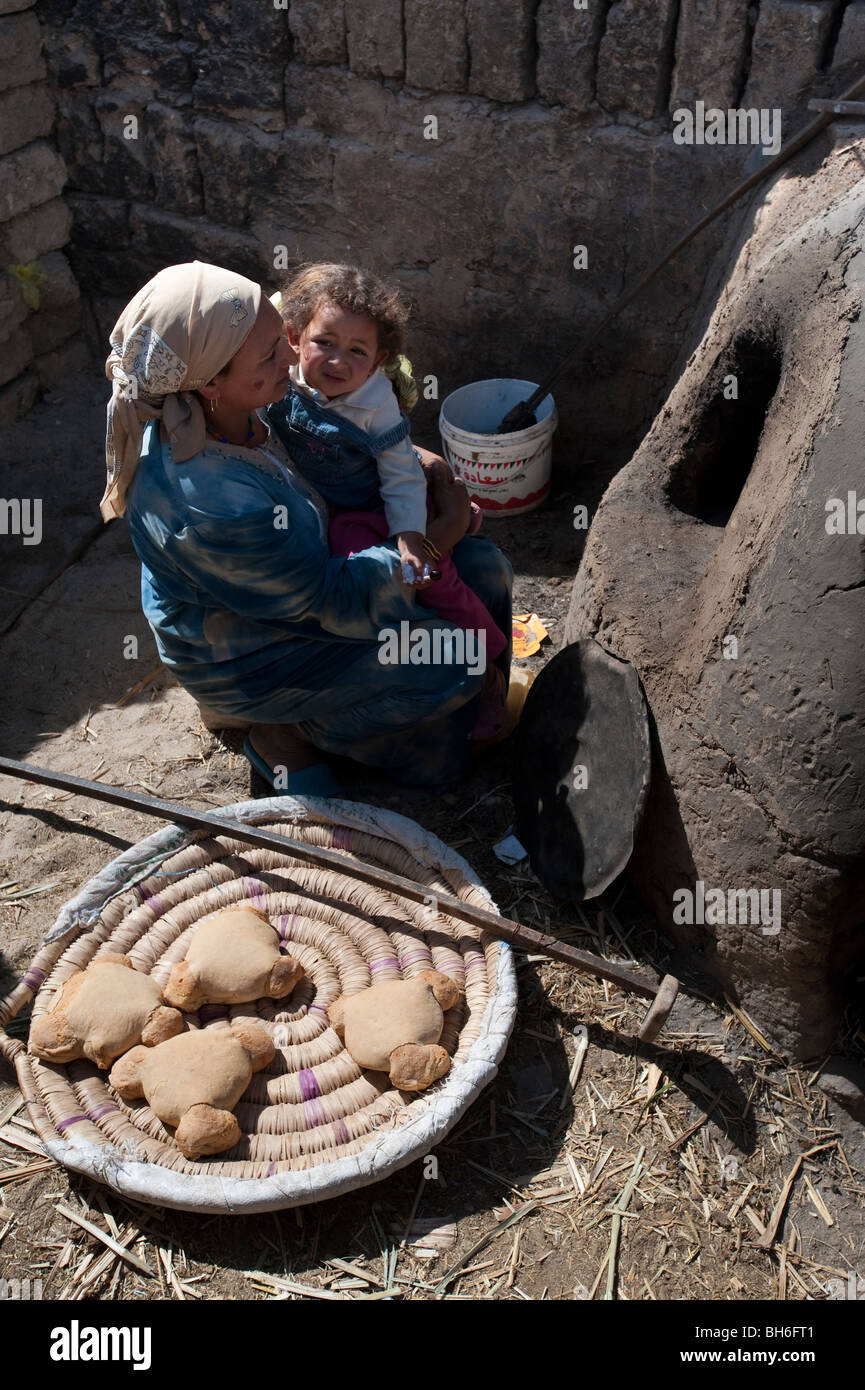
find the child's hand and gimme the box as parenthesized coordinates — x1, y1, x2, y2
(397, 531, 431, 586)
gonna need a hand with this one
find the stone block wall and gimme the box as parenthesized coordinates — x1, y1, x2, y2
(0, 0, 86, 422)
(31, 0, 864, 466)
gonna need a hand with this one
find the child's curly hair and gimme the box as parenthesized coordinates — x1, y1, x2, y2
(277, 263, 409, 369)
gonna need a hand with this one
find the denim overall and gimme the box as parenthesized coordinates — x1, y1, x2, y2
(266, 384, 411, 512)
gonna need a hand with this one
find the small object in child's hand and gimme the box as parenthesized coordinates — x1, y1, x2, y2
(401, 560, 436, 585)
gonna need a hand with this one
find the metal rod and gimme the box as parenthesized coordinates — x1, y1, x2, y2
(807, 99, 865, 115)
(0, 754, 661, 1002)
(509, 69, 865, 423)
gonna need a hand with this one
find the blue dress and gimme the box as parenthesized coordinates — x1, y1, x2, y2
(125, 421, 512, 787)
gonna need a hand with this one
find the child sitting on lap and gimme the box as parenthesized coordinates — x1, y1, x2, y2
(266, 262, 507, 738)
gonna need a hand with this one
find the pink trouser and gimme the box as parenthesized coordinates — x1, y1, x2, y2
(329, 508, 507, 662)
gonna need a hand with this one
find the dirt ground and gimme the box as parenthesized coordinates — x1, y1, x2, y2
(0, 373, 863, 1303)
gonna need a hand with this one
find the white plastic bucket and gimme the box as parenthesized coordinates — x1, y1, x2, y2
(438, 378, 557, 515)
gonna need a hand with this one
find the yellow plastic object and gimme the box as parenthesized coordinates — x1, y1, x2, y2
(506, 665, 536, 727)
(470, 665, 536, 751)
(512, 613, 549, 658)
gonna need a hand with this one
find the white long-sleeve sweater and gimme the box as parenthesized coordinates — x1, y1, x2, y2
(290, 363, 427, 536)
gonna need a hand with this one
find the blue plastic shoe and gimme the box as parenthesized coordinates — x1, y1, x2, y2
(243, 737, 343, 797)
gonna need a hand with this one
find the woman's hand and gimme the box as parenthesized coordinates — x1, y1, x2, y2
(415, 446, 454, 488)
(413, 447, 471, 555)
(427, 472, 472, 556)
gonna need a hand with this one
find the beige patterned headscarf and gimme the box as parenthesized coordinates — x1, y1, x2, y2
(101, 261, 262, 520)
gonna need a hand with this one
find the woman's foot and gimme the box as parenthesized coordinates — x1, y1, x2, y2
(244, 725, 343, 796)
(197, 701, 249, 732)
(247, 723, 319, 775)
(471, 665, 508, 742)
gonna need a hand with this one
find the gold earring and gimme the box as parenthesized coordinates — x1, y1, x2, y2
(210, 396, 219, 414)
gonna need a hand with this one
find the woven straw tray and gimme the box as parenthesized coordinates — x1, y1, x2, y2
(0, 797, 516, 1214)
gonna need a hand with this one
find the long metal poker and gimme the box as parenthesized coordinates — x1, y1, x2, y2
(0, 755, 679, 1039)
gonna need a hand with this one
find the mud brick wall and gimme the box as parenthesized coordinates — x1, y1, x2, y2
(32, 0, 865, 467)
(0, 0, 86, 422)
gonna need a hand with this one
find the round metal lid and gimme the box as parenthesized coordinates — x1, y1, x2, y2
(514, 639, 651, 901)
